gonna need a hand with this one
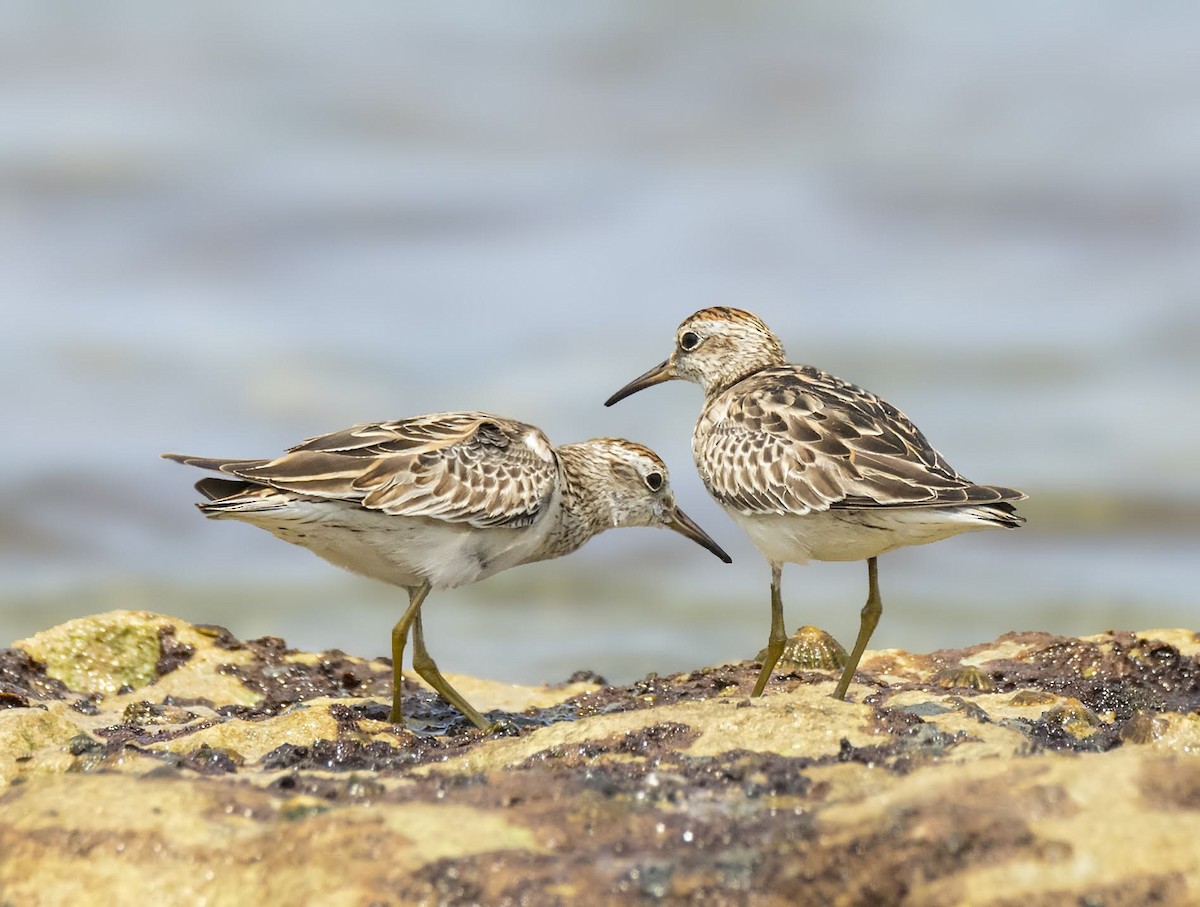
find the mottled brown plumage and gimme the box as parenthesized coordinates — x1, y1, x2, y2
(606, 307, 1025, 701)
(695, 364, 1024, 517)
(178, 413, 559, 528)
(165, 412, 730, 730)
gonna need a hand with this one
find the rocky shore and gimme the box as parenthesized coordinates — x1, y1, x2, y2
(3, 610, 1200, 905)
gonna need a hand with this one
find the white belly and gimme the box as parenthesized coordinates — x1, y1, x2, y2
(727, 505, 1004, 565)
(222, 499, 556, 591)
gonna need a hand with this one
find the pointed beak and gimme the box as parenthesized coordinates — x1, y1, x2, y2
(665, 505, 732, 563)
(604, 359, 676, 407)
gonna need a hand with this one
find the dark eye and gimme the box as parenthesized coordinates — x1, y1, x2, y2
(679, 331, 700, 351)
(645, 472, 664, 491)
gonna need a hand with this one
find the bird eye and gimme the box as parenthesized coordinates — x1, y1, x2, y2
(644, 472, 664, 491)
(679, 331, 700, 351)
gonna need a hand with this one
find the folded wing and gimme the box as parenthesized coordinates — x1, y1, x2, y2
(164, 412, 559, 528)
(698, 367, 1025, 516)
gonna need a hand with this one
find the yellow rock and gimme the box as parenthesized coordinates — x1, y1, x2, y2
(0, 703, 86, 783)
(15, 610, 260, 705)
(15, 610, 169, 695)
(5, 614, 1200, 904)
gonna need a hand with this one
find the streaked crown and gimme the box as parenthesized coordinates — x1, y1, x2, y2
(670, 306, 787, 396)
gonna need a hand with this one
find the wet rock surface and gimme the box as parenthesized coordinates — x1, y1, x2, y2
(3, 611, 1200, 905)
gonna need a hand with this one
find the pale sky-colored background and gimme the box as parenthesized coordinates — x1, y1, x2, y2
(3, 2, 1198, 683)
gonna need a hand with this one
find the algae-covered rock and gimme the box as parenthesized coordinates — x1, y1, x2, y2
(3, 613, 1200, 905)
(11, 611, 236, 695)
(15, 610, 193, 695)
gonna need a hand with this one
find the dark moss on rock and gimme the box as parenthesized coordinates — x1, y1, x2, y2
(193, 624, 244, 650)
(216, 637, 393, 715)
(154, 625, 195, 676)
(260, 738, 441, 773)
(177, 743, 242, 775)
(987, 631, 1200, 720)
(0, 648, 70, 703)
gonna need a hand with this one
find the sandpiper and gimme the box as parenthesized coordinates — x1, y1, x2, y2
(164, 412, 730, 729)
(606, 306, 1025, 700)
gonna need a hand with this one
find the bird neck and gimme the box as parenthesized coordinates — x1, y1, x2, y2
(544, 443, 619, 557)
(700, 336, 786, 400)
(702, 357, 778, 400)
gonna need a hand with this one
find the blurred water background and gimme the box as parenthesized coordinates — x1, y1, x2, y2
(3, 2, 1198, 685)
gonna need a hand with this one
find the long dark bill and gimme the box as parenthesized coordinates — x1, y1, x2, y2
(604, 359, 675, 407)
(666, 506, 732, 563)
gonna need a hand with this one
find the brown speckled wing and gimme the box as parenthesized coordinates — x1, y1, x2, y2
(222, 412, 559, 527)
(697, 366, 1024, 515)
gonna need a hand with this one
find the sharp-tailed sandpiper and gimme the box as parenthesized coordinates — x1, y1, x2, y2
(605, 306, 1025, 700)
(164, 411, 730, 729)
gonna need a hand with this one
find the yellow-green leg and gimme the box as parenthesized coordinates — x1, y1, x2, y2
(411, 609, 493, 731)
(832, 557, 882, 701)
(751, 564, 786, 697)
(389, 582, 431, 725)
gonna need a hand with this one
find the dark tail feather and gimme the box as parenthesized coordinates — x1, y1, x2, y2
(977, 485, 1027, 505)
(195, 477, 256, 501)
(162, 453, 272, 474)
(979, 500, 1026, 529)
(162, 453, 272, 473)
(164, 454, 283, 517)
(193, 477, 289, 518)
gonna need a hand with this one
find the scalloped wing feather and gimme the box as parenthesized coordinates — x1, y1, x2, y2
(698, 366, 1026, 516)
(212, 412, 559, 528)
